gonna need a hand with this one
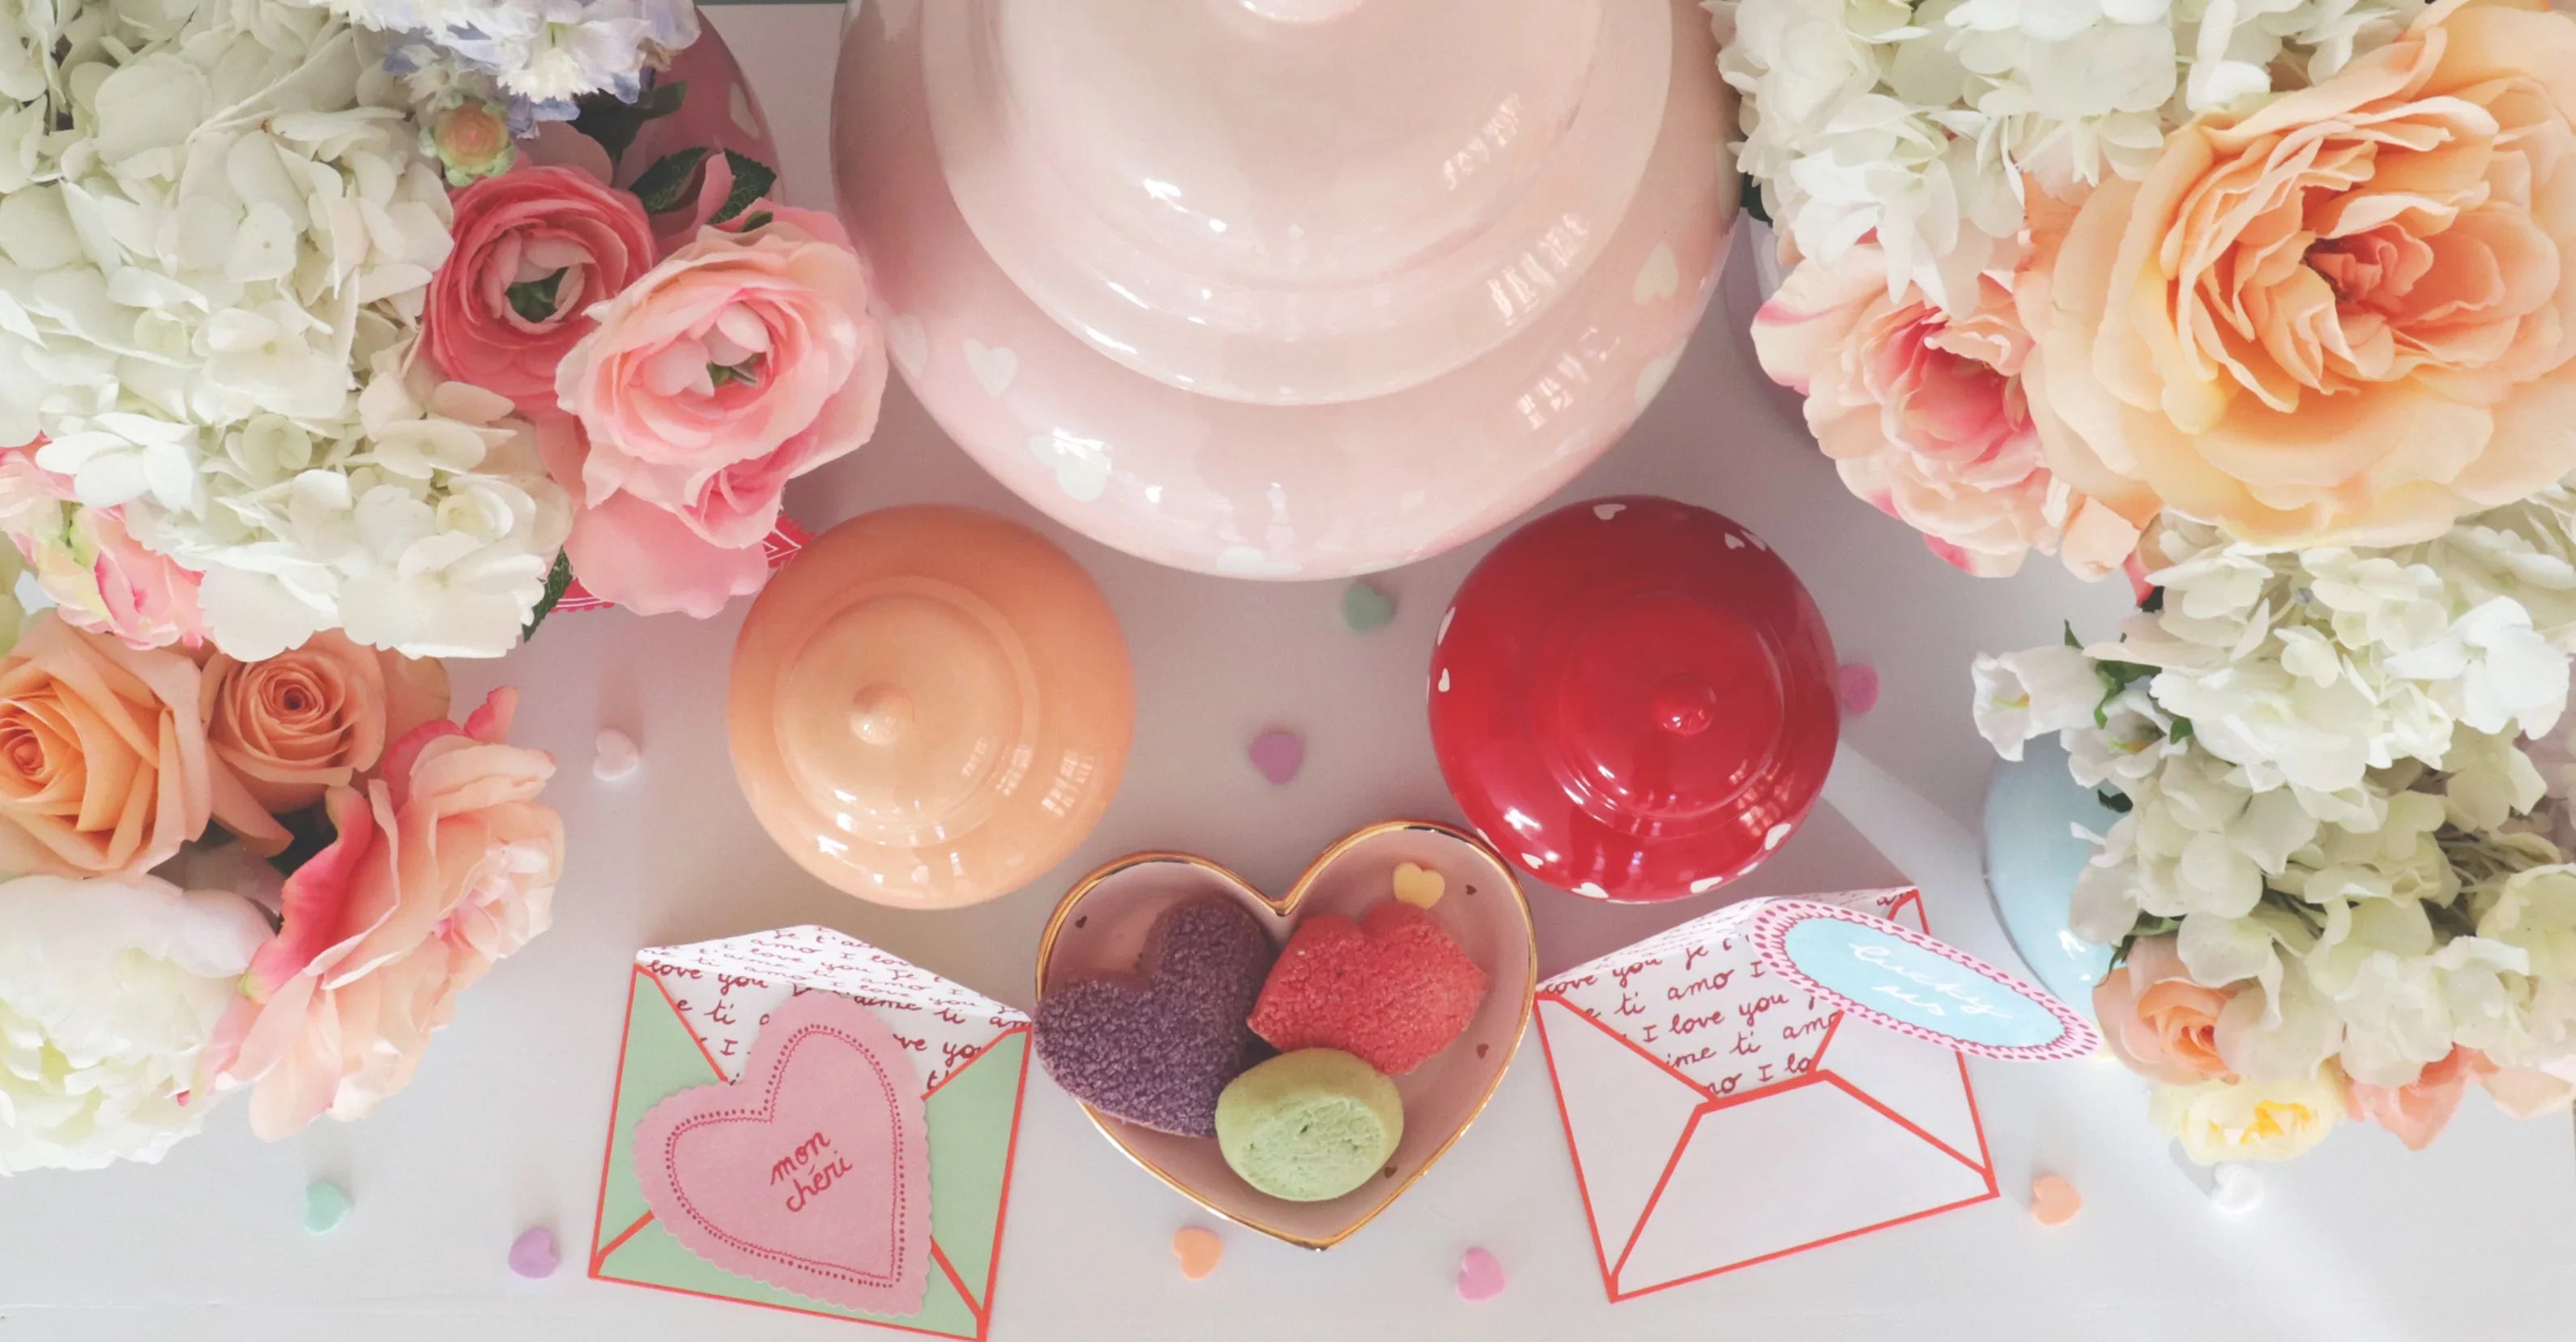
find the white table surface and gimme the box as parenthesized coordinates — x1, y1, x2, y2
(4, 7, 2570, 1340)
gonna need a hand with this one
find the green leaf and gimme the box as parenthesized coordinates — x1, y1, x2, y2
(505, 270, 564, 322)
(2109, 914, 2182, 969)
(706, 360, 761, 388)
(2168, 715, 2194, 743)
(711, 151, 776, 224)
(571, 79, 689, 167)
(2063, 620, 2082, 649)
(522, 550, 574, 641)
(1738, 174, 1772, 227)
(629, 149, 778, 224)
(2092, 656, 2157, 726)
(2097, 788, 2132, 814)
(629, 146, 714, 215)
(2140, 585, 2165, 614)
(736, 210, 774, 233)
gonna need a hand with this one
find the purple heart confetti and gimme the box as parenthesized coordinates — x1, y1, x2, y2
(508, 1226, 559, 1279)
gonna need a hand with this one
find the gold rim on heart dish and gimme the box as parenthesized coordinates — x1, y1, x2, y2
(1033, 818, 1538, 1250)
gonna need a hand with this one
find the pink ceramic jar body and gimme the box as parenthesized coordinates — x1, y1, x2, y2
(830, 0, 1737, 579)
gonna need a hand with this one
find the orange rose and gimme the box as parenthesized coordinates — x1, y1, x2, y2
(202, 633, 450, 816)
(2025, 0, 2576, 547)
(2094, 935, 2237, 1085)
(0, 616, 280, 877)
(202, 689, 561, 1138)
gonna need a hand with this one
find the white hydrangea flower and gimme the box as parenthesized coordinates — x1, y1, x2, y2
(2091, 506, 2576, 801)
(1982, 484, 2576, 1110)
(1969, 642, 2100, 760)
(137, 340, 569, 659)
(1710, 0, 2408, 311)
(0, 874, 268, 1173)
(0, 0, 567, 658)
(290, 0, 697, 117)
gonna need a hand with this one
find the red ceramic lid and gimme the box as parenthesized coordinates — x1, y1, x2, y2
(1427, 496, 1838, 902)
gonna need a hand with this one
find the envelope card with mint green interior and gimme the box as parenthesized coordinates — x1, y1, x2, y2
(591, 927, 1030, 1339)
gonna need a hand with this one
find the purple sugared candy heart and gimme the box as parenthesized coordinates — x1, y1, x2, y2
(1036, 895, 1275, 1136)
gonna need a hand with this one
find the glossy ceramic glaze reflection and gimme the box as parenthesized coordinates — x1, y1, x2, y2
(830, 0, 1736, 579)
(728, 507, 1135, 909)
(1982, 736, 2118, 1004)
(1428, 497, 1839, 902)
(1034, 821, 1537, 1248)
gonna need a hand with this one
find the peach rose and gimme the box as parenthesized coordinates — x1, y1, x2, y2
(2025, 0, 2576, 547)
(2347, 1046, 2490, 1149)
(202, 689, 561, 1138)
(424, 165, 658, 413)
(201, 633, 451, 816)
(1754, 245, 2144, 579)
(0, 450, 206, 650)
(551, 200, 883, 617)
(2093, 934, 2238, 1084)
(0, 616, 280, 877)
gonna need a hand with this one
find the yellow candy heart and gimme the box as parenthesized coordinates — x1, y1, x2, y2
(1391, 861, 1445, 909)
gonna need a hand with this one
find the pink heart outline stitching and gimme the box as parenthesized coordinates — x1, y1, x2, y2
(636, 991, 930, 1314)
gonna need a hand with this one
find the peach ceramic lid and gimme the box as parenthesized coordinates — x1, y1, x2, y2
(728, 506, 1135, 909)
(922, 0, 1670, 405)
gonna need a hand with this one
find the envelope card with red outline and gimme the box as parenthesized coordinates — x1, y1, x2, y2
(1534, 888, 1997, 1302)
(591, 927, 1030, 1337)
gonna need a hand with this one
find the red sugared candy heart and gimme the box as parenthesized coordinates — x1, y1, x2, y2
(1249, 903, 1487, 1075)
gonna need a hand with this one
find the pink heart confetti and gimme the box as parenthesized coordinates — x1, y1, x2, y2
(1456, 1246, 1507, 1302)
(1836, 662, 1880, 717)
(1248, 730, 1304, 786)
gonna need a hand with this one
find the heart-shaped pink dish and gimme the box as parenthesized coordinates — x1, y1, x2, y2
(1034, 820, 1536, 1248)
(633, 991, 931, 1314)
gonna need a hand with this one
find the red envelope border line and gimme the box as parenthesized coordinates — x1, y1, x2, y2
(587, 966, 1031, 1339)
(1534, 980, 2001, 1303)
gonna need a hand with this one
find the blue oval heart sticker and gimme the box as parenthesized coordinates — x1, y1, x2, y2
(1750, 900, 2100, 1061)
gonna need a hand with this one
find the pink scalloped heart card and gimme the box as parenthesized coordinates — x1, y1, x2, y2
(633, 989, 930, 1314)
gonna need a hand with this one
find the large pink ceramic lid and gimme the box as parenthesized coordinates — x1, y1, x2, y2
(921, 0, 1670, 405)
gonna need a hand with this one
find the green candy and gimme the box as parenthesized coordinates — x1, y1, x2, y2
(1215, 1049, 1404, 1203)
(303, 1180, 351, 1235)
(1339, 580, 1396, 633)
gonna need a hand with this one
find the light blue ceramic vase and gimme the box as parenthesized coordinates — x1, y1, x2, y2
(1981, 736, 2118, 1004)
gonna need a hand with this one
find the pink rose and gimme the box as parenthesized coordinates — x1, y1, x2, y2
(202, 632, 451, 815)
(2092, 935, 2237, 1085)
(424, 165, 657, 413)
(203, 689, 562, 1139)
(0, 449, 206, 650)
(1754, 243, 2145, 579)
(551, 202, 883, 616)
(0, 616, 282, 877)
(2347, 1046, 2491, 1150)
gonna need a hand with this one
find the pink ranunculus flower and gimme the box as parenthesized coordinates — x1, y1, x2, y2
(2346, 1046, 2492, 1150)
(424, 165, 658, 414)
(0, 449, 207, 650)
(202, 688, 562, 1139)
(1755, 243, 2147, 579)
(552, 198, 884, 617)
